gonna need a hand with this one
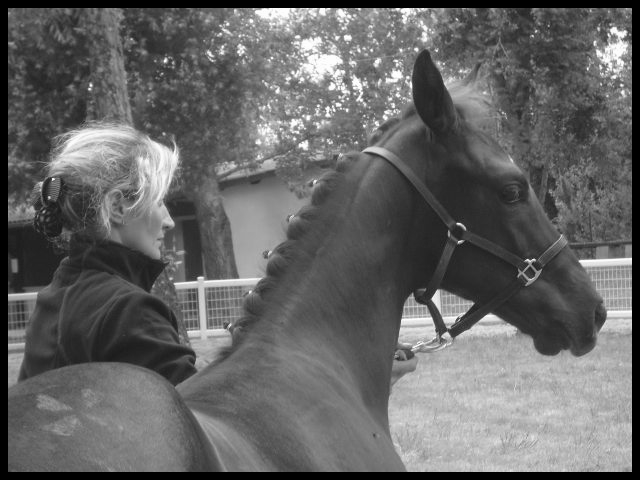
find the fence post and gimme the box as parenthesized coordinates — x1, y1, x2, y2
(197, 276, 207, 340)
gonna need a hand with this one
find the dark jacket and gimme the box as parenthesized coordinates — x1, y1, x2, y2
(18, 238, 197, 386)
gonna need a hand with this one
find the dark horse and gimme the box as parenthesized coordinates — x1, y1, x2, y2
(8, 50, 606, 471)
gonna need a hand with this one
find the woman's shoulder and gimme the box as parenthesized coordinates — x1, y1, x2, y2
(75, 267, 149, 296)
(57, 268, 162, 328)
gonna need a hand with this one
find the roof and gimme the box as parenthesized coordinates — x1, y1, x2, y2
(217, 158, 279, 182)
(8, 204, 34, 228)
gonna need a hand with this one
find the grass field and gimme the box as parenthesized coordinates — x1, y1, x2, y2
(390, 325, 632, 472)
(8, 322, 632, 471)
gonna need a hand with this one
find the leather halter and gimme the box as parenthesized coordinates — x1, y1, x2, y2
(362, 146, 568, 352)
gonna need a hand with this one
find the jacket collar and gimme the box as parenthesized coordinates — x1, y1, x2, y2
(69, 237, 168, 292)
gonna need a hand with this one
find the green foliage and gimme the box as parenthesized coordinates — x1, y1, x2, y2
(553, 159, 632, 242)
(255, 9, 432, 192)
(8, 8, 632, 248)
(422, 8, 632, 242)
(8, 8, 91, 199)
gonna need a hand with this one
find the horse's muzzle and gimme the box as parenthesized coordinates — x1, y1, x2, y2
(570, 301, 607, 357)
(594, 301, 607, 332)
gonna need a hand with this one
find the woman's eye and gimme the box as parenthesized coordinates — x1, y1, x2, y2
(501, 185, 525, 204)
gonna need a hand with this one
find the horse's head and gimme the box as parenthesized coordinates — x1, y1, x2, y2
(369, 50, 606, 356)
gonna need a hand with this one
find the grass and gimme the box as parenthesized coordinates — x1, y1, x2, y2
(8, 323, 632, 471)
(390, 326, 632, 472)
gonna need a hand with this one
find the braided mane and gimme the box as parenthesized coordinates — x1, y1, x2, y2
(208, 152, 361, 364)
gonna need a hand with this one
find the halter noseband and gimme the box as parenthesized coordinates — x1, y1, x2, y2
(362, 146, 568, 353)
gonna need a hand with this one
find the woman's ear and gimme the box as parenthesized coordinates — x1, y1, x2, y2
(105, 190, 129, 226)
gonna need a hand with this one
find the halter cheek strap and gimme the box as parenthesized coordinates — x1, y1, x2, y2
(362, 146, 568, 352)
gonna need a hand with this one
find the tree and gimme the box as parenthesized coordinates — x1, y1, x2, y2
(8, 8, 191, 341)
(81, 8, 133, 123)
(551, 19, 632, 244)
(8, 8, 90, 201)
(8, 8, 268, 279)
(120, 8, 315, 279)
(256, 8, 432, 189)
(9, 8, 631, 266)
(422, 8, 632, 242)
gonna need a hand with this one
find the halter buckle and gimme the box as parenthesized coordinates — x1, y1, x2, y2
(411, 332, 454, 353)
(447, 222, 467, 245)
(518, 259, 542, 286)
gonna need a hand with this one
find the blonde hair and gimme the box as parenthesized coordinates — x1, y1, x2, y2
(39, 122, 179, 247)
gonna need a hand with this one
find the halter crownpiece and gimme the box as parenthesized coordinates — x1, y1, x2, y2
(362, 146, 568, 353)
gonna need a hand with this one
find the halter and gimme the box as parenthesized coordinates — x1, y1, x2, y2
(362, 146, 568, 353)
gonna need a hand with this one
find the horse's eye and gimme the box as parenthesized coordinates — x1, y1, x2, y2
(501, 185, 525, 204)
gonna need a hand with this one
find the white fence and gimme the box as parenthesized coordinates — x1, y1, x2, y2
(8, 258, 632, 347)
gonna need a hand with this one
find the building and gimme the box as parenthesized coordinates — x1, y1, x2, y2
(163, 163, 310, 282)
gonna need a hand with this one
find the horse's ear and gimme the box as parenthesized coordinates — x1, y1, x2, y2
(412, 50, 457, 134)
(461, 61, 482, 87)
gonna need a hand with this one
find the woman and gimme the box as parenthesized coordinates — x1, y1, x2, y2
(18, 122, 197, 386)
(18, 121, 417, 388)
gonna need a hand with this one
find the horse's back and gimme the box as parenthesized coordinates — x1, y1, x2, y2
(8, 363, 222, 471)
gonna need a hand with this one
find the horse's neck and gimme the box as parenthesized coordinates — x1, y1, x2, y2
(256, 161, 416, 409)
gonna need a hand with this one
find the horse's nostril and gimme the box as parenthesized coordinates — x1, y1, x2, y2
(594, 301, 607, 330)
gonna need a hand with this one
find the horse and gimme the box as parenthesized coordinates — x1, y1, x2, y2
(8, 50, 606, 471)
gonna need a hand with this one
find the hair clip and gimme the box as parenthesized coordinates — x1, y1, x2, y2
(31, 177, 64, 210)
(41, 177, 64, 205)
(30, 182, 44, 210)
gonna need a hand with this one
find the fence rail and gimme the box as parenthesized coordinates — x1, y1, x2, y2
(8, 258, 632, 348)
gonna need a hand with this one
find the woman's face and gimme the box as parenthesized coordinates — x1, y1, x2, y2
(116, 201, 175, 259)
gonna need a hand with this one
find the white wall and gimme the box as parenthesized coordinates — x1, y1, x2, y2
(221, 175, 308, 278)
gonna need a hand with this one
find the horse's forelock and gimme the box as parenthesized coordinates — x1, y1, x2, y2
(448, 81, 494, 130)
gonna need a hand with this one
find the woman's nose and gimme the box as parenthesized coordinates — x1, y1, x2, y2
(162, 207, 175, 231)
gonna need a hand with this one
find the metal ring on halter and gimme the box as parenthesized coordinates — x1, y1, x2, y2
(517, 258, 543, 286)
(447, 222, 467, 245)
(410, 332, 454, 353)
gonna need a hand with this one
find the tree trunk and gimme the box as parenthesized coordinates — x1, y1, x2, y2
(80, 8, 189, 340)
(82, 8, 133, 124)
(189, 175, 239, 280)
(537, 163, 549, 205)
(151, 246, 191, 348)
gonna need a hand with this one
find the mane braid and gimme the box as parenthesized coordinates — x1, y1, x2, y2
(208, 153, 360, 365)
